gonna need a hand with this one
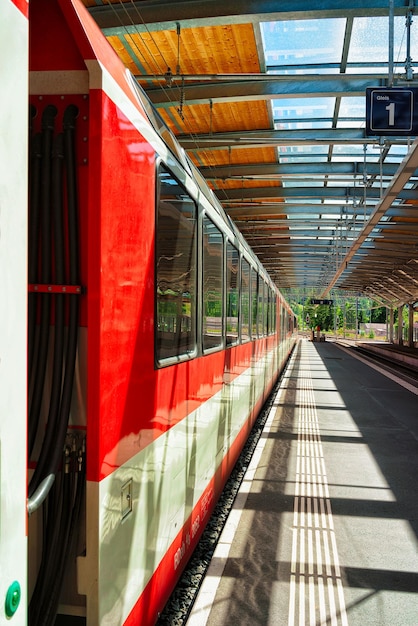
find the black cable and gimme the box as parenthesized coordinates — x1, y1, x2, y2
(28, 104, 57, 457)
(29, 134, 66, 497)
(28, 104, 41, 387)
(29, 470, 64, 625)
(43, 104, 80, 483)
(38, 461, 72, 626)
(29, 103, 83, 625)
(64, 105, 80, 283)
(28, 104, 80, 507)
(42, 445, 86, 626)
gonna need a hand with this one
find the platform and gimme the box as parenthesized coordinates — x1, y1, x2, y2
(187, 338, 418, 626)
(355, 341, 418, 371)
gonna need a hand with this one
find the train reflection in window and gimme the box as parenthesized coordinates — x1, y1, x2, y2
(251, 268, 258, 339)
(156, 166, 197, 363)
(241, 258, 250, 342)
(226, 242, 239, 346)
(203, 216, 224, 352)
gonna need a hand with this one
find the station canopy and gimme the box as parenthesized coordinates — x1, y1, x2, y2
(86, 0, 418, 307)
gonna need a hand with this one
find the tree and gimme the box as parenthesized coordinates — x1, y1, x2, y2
(371, 303, 387, 323)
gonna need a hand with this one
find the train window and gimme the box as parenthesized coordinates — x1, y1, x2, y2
(203, 216, 224, 352)
(273, 296, 277, 333)
(270, 290, 277, 334)
(226, 243, 239, 346)
(262, 282, 268, 336)
(251, 269, 258, 339)
(260, 282, 264, 335)
(267, 288, 272, 335)
(156, 166, 197, 364)
(261, 283, 266, 336)
(240, 259, 250, 342)
(257, 278, 265, 337)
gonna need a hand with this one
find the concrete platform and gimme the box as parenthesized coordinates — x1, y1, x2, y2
(356, 341, 418, 370)
(187, 339, 418, 626)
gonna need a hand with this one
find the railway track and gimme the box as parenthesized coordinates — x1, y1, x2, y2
(341, 342, 418, 389)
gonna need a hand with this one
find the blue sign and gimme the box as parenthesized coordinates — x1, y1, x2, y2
(366, 87, 418, 135)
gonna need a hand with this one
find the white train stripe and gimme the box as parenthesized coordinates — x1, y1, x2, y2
(187, 378, 289, 626)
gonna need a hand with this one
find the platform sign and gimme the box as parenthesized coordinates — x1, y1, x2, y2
(311, 299, 333, 305)
(366, 87, 418, 135)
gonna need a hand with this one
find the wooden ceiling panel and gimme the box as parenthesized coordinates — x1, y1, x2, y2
(213, 179, 281, 190)
(159, 100, 272, 136)
(113, 23, 261, 78)
(189, 147, 277, 166)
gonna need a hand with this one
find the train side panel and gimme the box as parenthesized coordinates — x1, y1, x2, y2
(0, 1, 28, 623)
(26, 1, 298, 625)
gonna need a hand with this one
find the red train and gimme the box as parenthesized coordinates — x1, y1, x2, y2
(1, 0, 297, 624)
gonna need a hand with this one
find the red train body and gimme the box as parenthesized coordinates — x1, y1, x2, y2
(1, 0, 297, 624)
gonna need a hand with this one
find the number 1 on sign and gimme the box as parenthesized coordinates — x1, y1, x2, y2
(386, 102, 395, 126)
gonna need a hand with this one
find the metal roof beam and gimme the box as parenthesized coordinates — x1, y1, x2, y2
(146, 74, 413, 108)
(322, 137, 418, 295)
(179, 128, 412, 150)
(396, 268, 418, 286)
(225, 205, 418, 219)
(366, 281, 413, 302)
(363, 286, 400, 304)
(89, 1, 413, 32)
(199, 161, 418, 179)
(387, 277, 416, 297)
(215, 186, 418, 201)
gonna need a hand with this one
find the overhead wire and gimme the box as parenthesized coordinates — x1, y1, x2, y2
(101, 0, 237, 205)
(96, 2, 418, 303)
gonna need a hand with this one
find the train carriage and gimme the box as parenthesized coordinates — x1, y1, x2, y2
(0, 0, 297, 624)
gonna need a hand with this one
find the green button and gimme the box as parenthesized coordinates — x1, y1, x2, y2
(5, 581, 21, 618)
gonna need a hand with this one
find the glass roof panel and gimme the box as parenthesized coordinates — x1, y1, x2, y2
(336, 121, 364, 129)
(283, 181, 323, 187)
(332, 144, 371, 158)
(278, 145, 329, 164)
(338, 97, 365, 122)
(348, 16, 418, 66)
(273, 97, 335, 127)
(280, 155, 329, 163)
(262, 19, 346, 67)
(386, 144, 409, 157)
(332, 154, 380, 163)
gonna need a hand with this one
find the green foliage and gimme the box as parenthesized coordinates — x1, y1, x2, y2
(286, 291, 391, 333)
(370, 303, 387, 323)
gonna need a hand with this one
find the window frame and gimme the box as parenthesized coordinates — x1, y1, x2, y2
(155, 162, 198, 367)
(226, 240, 240, 347)
(202, 213, 225, 354)
(240, 257, 251, 343)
